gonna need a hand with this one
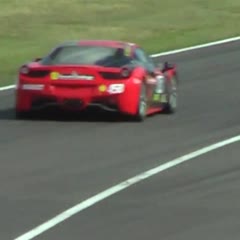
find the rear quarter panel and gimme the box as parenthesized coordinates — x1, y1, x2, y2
(118, 67, 146, 115)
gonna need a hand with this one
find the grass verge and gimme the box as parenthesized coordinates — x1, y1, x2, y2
(1, 0, 240, 86)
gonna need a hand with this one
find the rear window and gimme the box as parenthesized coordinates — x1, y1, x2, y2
(41, 45, 132, 67)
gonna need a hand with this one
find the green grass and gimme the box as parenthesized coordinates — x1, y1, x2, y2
(1, 0, 240, 86)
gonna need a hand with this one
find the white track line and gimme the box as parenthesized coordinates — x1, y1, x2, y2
(1, 35, 240, 92)
(151, 35, 240, 57)
(15, 135, 240, 240)
(0, 84, 15, 91)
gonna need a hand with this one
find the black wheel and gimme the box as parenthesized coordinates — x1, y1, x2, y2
(133, 84, 147, 122)
(162, 76, 177, 114)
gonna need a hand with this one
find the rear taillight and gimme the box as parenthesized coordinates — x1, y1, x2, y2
(20, 66, 30, 75)
(120, 67, 131, 78)
(19, 66, 50, 78)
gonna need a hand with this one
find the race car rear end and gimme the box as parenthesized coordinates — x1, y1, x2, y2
(15, 63, 143, 118)
(15, 40, 178, 121)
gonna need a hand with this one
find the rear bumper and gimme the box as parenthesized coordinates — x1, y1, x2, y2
(15, 83, 125, 112)
(15, 72, 143, 115)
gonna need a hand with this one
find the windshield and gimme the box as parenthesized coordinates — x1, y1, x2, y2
(41, 45, 132, 67)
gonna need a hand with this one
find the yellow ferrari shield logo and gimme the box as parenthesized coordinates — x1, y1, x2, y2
(98, 84, 107, 92)
(50, 72, 59, 80)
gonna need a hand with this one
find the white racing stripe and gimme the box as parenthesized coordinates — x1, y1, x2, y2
(1, 35, 240, 92)
(22, 84, 44, 90)
(15, 135, 240, 240)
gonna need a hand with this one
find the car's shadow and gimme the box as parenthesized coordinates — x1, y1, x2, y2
(0, 107, 139, 123)
(0, 108, 15, 120)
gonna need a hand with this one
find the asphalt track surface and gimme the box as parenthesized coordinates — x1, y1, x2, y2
(1, 40, 240, 240)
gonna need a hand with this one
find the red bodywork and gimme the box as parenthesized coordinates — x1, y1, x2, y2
(15, 40, 177, 117)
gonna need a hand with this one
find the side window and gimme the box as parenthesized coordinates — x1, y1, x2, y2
(134, 48, 148, 63)
(134, 48, 155, 73)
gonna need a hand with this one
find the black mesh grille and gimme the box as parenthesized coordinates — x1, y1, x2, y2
(32, 97, 57, 108)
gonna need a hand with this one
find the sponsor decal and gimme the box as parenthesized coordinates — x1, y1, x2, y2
(108, 84, 125, 94)
(50, 71, 94, 80)
(155, 76, 165, 93)
(153, 93, 161, 102)
(124, 45, 131, 57)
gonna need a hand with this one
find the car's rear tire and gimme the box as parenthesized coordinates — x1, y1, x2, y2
(162, 76, 177, 114)
(132, 84, 147, 122)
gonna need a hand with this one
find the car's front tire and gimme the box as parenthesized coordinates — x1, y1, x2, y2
(162, 76, 177, 114)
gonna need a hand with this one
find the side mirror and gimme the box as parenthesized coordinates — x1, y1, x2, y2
(159, 61, 174, 72)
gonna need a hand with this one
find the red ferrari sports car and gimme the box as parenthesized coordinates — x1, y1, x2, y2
(15, 40, 178, 121)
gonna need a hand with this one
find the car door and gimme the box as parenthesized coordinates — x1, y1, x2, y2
(133, 48, 159, 107)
